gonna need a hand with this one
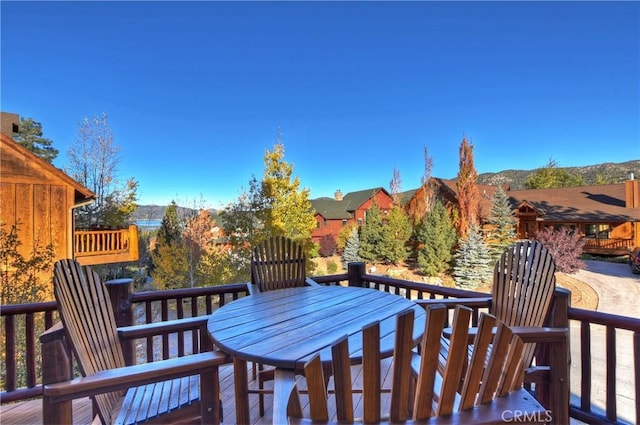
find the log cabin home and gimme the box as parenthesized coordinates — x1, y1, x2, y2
(310, 187, 393, 244)
(0, 114, 139, 268)
(507, 178, 640, 255)
(402, 176, 640, 256)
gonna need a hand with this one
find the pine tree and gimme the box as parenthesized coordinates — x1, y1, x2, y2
(151, 201, 188, 288)
(358, 203, 384, 262)
(262, 134, 316, 242)
(13, 117, 58, 163)
(525, 158, 585, 189)
(487, 186, 517, 259)
(380, 206, 411, 265)
(453, 224, 493, 289)
(342, 227, 362, 269)
(156, 201, 182, 247)
(416, 200, 457, 276)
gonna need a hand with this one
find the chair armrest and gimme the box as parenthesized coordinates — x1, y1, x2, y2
(442, 325, 568, 344)
(118, 315, 209, 340)
(43, 351, 230, 401)
(510, 326, 568, 343)
(305, 277, 321, 287)
(415, 297, 493, 310)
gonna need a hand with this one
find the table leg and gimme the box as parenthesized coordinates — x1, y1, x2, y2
(233, 357, 250, 424)
(273, 369, 302, 424)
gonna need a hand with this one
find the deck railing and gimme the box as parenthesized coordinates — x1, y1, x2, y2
(73, 225, 139, 265)
(1, 263, 638, 424)
(583, 237, 634, 255)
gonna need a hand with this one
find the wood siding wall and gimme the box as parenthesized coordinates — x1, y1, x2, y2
(0, 182, 72, 262)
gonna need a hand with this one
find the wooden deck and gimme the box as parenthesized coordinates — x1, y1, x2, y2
(0, 358, 396, 424)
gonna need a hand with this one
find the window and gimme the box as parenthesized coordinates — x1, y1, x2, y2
(585, 224, 610, 239)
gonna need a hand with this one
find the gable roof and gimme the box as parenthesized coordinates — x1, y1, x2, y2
(507, 184, 640, 222)
(0, 133, 95, 203)
(311, 187, 390, 220)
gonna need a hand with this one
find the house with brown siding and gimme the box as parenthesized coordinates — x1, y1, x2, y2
(310, 188, 393, 244)
(402, 178, 503, 223)
(507, 178, 640, 254)
(401, 176, 640, 255)
(0, 131, 95, 262)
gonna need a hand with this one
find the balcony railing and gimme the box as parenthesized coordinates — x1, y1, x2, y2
(74, 225, 139, 265)
(583, 237, 634, 255)
(1, 265, 639, 424)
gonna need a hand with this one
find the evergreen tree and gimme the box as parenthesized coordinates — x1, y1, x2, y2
(487, 186, 517, 259)
(525, 158, 585, 189)
(221, 132, 316, 276)
(151, 242, 189, 290)
(453, 224, 493, 289)
(358, 203, 384, 262)
(342, 227, 362, 269)
(13, 117, 58, 163)
(380, 206, 411, 265)
(151, 201, 188, 288)
(262, 134, 316, 242)
(337, 222, 357, 252)
(416, 200, 457, 276)
(156, 201, 182, 247)
(220, 176, 269, 266)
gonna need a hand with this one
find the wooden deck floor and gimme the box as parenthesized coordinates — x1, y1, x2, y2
(0, 359, 396, 425)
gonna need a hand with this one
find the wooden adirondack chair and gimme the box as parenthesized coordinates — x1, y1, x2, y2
(419, 240, 557, 369)
(42, 259, 230, 424)
(279, 304, 567, 424)
(249, 235, 320, 294)
(249, 235, 321, 415)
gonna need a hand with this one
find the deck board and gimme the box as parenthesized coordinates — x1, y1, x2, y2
(0, 361, 387, 425)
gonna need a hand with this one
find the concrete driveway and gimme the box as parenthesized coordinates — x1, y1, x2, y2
(568, 260, 639, 424)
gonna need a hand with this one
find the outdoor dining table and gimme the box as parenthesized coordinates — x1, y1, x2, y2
(207, 284, 426, 424)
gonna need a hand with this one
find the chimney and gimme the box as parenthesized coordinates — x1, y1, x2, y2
(334, 189, 343, 201)
(625, 171, 639, 208)
(0, 112, 20, 136)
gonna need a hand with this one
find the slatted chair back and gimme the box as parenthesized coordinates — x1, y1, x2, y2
(251, 236, 308, 292)
(298, 305, 531, 423)
(492, 240, 556, 365)
(52, 259, 125, 424)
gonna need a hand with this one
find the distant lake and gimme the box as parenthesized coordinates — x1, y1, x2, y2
(135, 219, 162, 229)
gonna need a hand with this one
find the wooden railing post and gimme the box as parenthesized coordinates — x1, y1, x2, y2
(128, 224, 139, 262)
(105, 278, 134, 364)
(40, 323, 73, 424)
(347, 262, 365, 287)
(535, 287, 570, 424)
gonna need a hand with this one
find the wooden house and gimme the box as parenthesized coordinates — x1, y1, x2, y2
(507, 178, 640, 255)
(1, 131, 95, 262)
(1, 129, 139, 267)
(401, 178, 502, 223)
(401, 176, 640, 255)
(310, 187, 393, 244)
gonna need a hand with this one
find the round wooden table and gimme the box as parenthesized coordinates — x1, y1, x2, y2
(207, 285, 426, 423)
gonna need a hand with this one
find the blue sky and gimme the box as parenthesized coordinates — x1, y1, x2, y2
(2, 1, 639, 209)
